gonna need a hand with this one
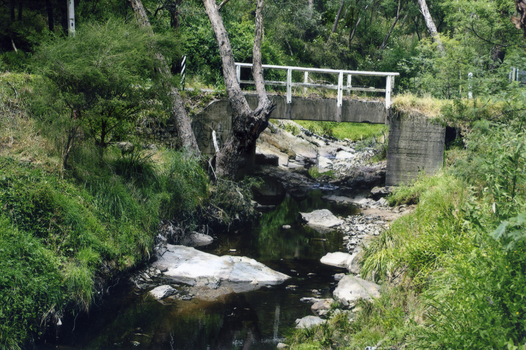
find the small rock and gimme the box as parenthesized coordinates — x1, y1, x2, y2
(335, 151, 356, 160)
(320, 252, 354, 270)
(377, 198, 389, 207)
(295, 316, 326, 329)
(277, 342, 289, 349)
(149, 285, 176, 300)
(311, 298, 333, 317)
(334, 273, 345, 281)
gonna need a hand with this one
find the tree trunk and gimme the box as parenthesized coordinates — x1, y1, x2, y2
(46, 0, 54, 32)
(10, 0, 15, 22)
(129, 0, 200, 156)
(417, 0, 445, 55)
(349, 17, 361, 46)
(203, 0, 275, 179)
(18, 0, 23, 20)
(380, 0, 402, 50)
(308, 0, 314, 17)
(332, 0, 345, 33)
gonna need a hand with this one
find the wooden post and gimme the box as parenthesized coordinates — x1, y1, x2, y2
(346, 74, 352, 95)
(287, 68, 292, 104)
(337, 71, 343, 107)
(385, 75, 392, 109)
(236, 64, 241, 83)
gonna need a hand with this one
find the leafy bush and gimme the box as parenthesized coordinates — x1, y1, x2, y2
(31, 19, 175, 166)
(0, 145, 210, 347)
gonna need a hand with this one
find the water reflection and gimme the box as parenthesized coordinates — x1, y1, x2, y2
(45, 191, 356, 349)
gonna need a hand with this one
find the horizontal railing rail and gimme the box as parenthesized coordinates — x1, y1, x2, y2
(234, 63, 399, 109)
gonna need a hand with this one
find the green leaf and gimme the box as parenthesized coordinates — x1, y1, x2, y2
(491, 221, 509, 241)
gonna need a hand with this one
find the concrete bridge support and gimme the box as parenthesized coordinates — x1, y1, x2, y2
(386, 111, 445, 186)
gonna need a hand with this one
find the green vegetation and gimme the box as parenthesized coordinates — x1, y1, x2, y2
(296, 120, 387, 141)
(3, 0, 526, 348)
(288, 95, 526, 349)
(0, 72, 211, 347)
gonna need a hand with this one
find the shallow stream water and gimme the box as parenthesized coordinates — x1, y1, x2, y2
(44, 190, 359, 350)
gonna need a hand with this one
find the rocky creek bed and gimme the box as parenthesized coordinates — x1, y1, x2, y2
(43, 121, 414, 349)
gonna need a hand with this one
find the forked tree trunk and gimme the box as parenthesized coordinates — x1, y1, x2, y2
(129, 0, 201, 155)
(203, 0, 275, 179)
(417, 0, 445, 55)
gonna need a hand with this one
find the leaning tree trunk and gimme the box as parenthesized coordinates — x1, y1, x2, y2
(417, 0, 445, 55)
(332, 0, 345, 33)
(203, 0, 275, 179)
(129, 0, 200, 155)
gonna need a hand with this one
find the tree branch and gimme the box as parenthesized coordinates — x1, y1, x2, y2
(380, 0, 403, 50)
(252, 0, 271, 110)
(217, 0, 232, 11)
(203, 0, 250, 116)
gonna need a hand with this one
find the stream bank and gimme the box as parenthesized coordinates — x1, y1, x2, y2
(41, 121, 411, 349)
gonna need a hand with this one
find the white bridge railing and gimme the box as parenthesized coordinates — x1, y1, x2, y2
(235, 63, 399, 109)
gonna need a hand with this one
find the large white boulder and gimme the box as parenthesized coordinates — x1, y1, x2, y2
(300, 209, 343, 233)
(320, 252, 355, 270)
(333, 275, 381, 307)
(153, 245, 289, 294)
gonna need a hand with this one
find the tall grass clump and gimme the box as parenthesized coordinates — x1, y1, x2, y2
(362, 173, 470, 287)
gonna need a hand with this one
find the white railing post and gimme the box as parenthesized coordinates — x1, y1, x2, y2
(346, 74, 352, 95)
(236, 64, 241, 83)
(385, 75, 392, 109)
(337, 71, 343, 107)
(303, 72, 309, 95)
(287, 69, 292, 104)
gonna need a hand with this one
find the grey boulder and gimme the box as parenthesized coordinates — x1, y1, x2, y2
(333, 275, 381, 307)
(300, 209, 343, 233)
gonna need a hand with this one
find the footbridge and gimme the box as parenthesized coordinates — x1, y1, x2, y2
(192, 64, 446, 185)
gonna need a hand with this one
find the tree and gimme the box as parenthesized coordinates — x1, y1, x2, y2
(417, 0, 445, 54)
(129, 0, 200, 155)
(203, 0, 275, 179)
(33, 19, 168, 167)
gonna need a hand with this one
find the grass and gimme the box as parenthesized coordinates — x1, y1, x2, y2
(294, 120, 387, 141)
(0, 73, 211, 348)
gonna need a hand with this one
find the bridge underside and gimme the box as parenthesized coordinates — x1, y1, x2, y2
(192, 95, 445, 186)
(245, 95, 388, 124)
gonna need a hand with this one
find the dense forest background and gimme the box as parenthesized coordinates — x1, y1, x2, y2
(4, 0, 526, 349)
(2, 0, 526, 97)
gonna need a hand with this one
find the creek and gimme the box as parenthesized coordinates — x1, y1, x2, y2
(43, 190, 360, 350)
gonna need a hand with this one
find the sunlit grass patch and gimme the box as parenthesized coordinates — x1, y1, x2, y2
(295, 120, 387, 141)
